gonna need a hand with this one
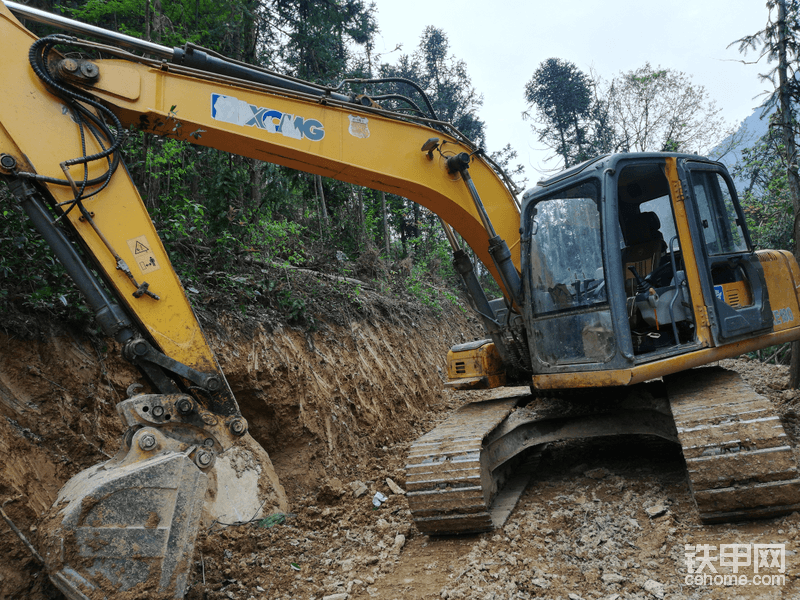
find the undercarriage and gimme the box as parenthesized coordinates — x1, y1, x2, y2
(407, 366, 800, 534)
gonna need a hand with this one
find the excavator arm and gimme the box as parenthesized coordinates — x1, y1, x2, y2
(0, 3, 523, 598)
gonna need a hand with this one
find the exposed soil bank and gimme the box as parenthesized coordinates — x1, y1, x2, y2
(0, 293, 481, 599)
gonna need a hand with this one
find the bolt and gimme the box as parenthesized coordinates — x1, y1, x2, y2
(152, 405, 164, 418)
(229, 418, 246, 436)
(80, 62, 99, 79)
(0, 155, 17, 170)
(202, 414, 218, 426)
(176, 398, 193, 414)
(205, 376, 221, 392)
(203, 438, 215, 448)
(61, 58, 78, 73)
(133, 340, 148, 356)
(139, 433, 157, 451)
(195, 450, 213, 468)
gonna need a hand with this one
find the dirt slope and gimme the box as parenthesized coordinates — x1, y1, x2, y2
(0, 291, 481, 599)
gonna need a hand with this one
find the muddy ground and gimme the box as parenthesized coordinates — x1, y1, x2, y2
(1, 283, 799, 600)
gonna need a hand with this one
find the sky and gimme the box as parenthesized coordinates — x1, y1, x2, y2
(367, 0, 772, 187)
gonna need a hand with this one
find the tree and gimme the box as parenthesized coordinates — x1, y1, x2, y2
(265, 0, 376, 83)
(734, 0, 800, 384)
(379, 26, 486, 145)
(733, 127, 794, 250)
(604, 63, 727, 153)
(489, 144, 528, 192)
(523, 58, 593, 168)
(524, 60, 730, 169)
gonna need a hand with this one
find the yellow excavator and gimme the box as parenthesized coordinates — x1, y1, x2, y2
(3, 2, 800, 598)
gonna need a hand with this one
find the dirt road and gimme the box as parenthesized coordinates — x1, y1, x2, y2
(184, 360, 800, 600)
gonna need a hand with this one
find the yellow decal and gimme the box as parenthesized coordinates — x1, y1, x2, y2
(126, 235, 161, 274)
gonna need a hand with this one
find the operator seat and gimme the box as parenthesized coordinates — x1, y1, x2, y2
(621, 211, 666, 296)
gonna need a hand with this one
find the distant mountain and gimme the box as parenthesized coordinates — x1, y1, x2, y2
(711, 104, 771, 193)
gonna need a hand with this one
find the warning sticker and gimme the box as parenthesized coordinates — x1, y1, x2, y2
(126, 235, 161, 275)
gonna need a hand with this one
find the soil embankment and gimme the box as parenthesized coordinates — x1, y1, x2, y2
(0, 292, 481, 599)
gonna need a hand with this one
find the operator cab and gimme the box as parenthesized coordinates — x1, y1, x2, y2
(520, 153, 771, 380)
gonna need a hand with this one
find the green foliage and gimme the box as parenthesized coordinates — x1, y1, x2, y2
(604, 63, 727, 154)
(266, 0, 377, 82)
(398, 228, 462, 313)
(523, 58, 593, 168)
(258, 513, 286, 528)
(378, 27, 486, 146)
(0, 195, 92, 326)
(525, 60, 730, 169)
(733, 126, 794, 250)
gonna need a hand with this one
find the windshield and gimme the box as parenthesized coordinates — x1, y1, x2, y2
(529, 182, 606, 315)
(528, 180, 615, 365)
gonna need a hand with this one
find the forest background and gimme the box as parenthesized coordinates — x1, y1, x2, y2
(1, 0, 798, 368)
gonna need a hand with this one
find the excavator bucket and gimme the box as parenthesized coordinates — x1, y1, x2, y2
(39, 435, 206, 598)
(37, 408, 214, 599)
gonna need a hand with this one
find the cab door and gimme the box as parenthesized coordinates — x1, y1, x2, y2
(681, 160, 773, 342)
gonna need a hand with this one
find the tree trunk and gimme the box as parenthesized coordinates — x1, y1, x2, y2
(249, 159, 262, 210)
(412, 203, 421, 256)
(381, 191, 390, 257)
(355, 186, 367, 249)
(315, 174, 329, 235)
(144, 0, 151, 41)
(153, 0, 162, 44)
(778, 0, 800, 387)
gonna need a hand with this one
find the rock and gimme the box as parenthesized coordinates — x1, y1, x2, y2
(386, 477, 405, 495)
(568, 594, 585, 600)
(322, 594, 349, 600)
(645, 505, 668, 518)
(604, 595, 621, 600)
(392, 533, 406, 552)
(643, 579, 665, 599)
(601, 573, 625, 584)
(375, 518, 390, 532)
(350, 480, 368, 498)
(585, 467, 610, 480)
(317, 481, 346, 505)
(340, 558, 355, 572)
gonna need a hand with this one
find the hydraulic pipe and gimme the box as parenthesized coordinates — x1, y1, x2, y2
(6, 1, 354, 103)
(446, 153, 523, 307)
(7, 179, 136, 343)
(6, 1, 174, 59)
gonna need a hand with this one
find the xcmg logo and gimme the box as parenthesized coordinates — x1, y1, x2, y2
(211, 93, 325, 141)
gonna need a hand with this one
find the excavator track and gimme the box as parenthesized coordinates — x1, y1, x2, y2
(407, 366, 800, 535)
(405, 391, 530, 535)
(406, 386, 678, 535)
(666, 366, 800, 523)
